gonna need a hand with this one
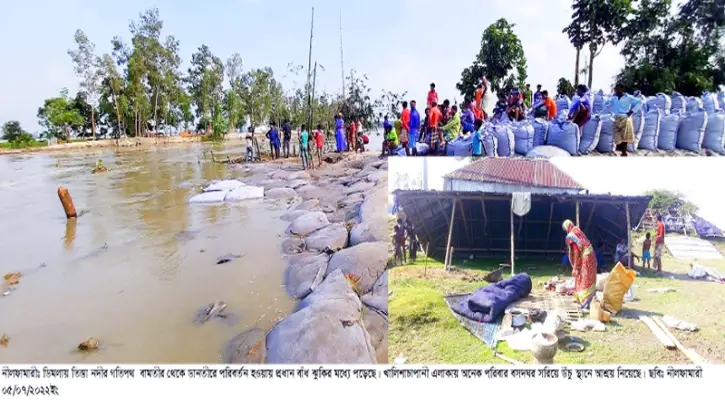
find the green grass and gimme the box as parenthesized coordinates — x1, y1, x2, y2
(0, 140, 49, 149)
(389, 240, 725, 364)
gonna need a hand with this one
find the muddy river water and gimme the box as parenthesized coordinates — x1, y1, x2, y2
(0, 144, 295, 363)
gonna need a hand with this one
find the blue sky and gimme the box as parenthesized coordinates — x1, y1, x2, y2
(0, 0, 626, 133)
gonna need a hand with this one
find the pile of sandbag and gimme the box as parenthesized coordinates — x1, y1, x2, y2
(546, 118, 580, 155)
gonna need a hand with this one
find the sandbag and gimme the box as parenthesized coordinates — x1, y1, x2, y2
(188, 190, 228, 203)
(703, 110, 725, 154)
(670, 92, 686, 114)
(283, 253, 330, 298)
(579, 115, 602, 154)
(676, 109, 708, 153)
(224, 185, 265, 201)
(289, 211, 330, 236)
(493, 124, 515, 157)
(326, 241, 387, 294)
(592, 90, 606, 114)
(305, 222, 349, 252)
(204, 179, 245, 192)
(602, 263, 636, 314)
(645, 96, 658, 112)
(546, 119, 580, 155)
(596, 114, 615, 153)
(702, 91, 720, 114)
(532, 118, 549, 147)
(525, 145, 571, 158)
(556, 95, 571, 112)
(511, 120, 535, 155)
(655, 92, 672, 114)
(686, 97, 703, 112)
(657, 113, 680, 151)
(638, 109, 661, 151)
(482, 125, 498, 157)
(447, 136, 473, 156)
(627, 110, 646, 153)
(265, 187, 298, 200)
(414, 142, 430, 155)
(718, 91, 725, 112)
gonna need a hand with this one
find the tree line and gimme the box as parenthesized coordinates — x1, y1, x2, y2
(456, 0, 724, 101)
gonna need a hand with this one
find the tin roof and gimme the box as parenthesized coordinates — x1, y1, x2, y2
(443, 158, 585, 190)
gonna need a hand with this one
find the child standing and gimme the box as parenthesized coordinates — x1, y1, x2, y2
(245, 134, 254, 162)
(393, 225, 405, 265)
(314, 124, 324, 167)
(642, 233, 652, 269)
(472, 119, 484, 157)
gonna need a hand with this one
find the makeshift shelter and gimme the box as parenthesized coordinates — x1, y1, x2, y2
(394, 190, 652, 272)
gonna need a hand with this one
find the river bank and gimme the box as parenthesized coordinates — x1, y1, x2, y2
(222, 152, 389, 363)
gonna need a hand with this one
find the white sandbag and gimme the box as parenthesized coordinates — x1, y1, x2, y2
(511, 120, 535, 155)
(493, 124, 515, 157)
(189, 190, 228, 203)
(526, 145, 571, 158)
(686, 97, 703, 112)
(676, 109, 708, 153)
(670, 92, 686, 114)
(657, 113, 680, 151)
(556, 95, 571, 112)
(596, 114, 616, 153)
(703, 110, 725, 154)
(593, 90, 606, 114)
(702, 92, 720, 114)
(532, 118, 549, 147)
(546, 119, 580, 155)
(204, 179, 245, 192)
(414, 142, 430, 155)
(579, 115, 602, 154)
(638, 109, 661, 151)
(224, 185, 265, 201)
(656, 93, 672, 114)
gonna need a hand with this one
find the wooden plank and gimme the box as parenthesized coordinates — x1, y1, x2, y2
(494, 352, 523, 365)
(652, 316, 708, 364)
(639, 315, 676, 349)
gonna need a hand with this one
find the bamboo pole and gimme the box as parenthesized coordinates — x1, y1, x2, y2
(510, 197, 515, 275)
(444, 200, 457, 272)
(626, 203, 632, 262)
(576, 201, 580, 226)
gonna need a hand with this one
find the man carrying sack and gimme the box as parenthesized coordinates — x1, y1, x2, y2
(611, 83, 642, 156)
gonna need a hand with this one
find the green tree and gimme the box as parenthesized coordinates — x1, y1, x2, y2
(2, 121, 29, 142)
(70, 91, 95, 137)
(563, 0, 588, 86)
(557, 77, 575, 97)
(37, 89, 85, 141)
(239, 67, 276, 128)
(187, 44, 225, 133)
(340, 70, 376, 128)
(100, 53, 127, 137)
(647, 189, 699, 216)
(68, 29, 103, 139)
(456, 18, 528, 100)
(375, 90, 408, 120)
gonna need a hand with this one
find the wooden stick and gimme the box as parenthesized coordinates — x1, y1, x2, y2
(639, 316, 676, 349)
(57, 186, 77, 219)
(652, 316, 708, 364)
(494, 352, 522, 365)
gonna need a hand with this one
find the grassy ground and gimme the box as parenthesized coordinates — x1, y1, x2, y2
(0, 140, 49, 149)
(389, 232, 725, 364)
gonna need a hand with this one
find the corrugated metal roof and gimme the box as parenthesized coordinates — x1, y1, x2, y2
(443, 158, 585, 190)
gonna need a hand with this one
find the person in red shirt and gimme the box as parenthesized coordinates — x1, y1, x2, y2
(314, 123, 325, 167)
(654, 214, 665, 273)
(428, 102, 443, 154)
(427, 83, 438, 109)
(400, 101, 411, 156)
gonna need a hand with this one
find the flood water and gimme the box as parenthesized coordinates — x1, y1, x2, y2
(0, 144, 295, 363)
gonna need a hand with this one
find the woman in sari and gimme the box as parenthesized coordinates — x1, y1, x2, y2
(563, 219, 597, 309)
(335, 114, 346, 152)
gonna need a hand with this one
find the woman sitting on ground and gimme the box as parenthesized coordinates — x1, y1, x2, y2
(563, 219, 598, 309)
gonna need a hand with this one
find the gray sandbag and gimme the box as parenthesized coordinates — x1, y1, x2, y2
(670, 92, 686, 114)
(288, 171, 311, 180)
(596, 114, 616, 153)
(638, 109, 661, 152)
(271, 170, 292, 180)
(676, 109, 708, 153)
(366, 170, 388, 184)
(296, 185, 324, 200)
(655, 93, 672, 114)
(703, 110, 725, 154)
(546, 119, 580, 155)
(482, 123, 498, 157)
(628, 110, 645, 153)
(295, 268, 360, 312)
(289, 211, 330, 236)
(325, 210, 346, 224)
(511, 120, 535, 155)
(222, 328, 266, 364)
(285, 179, 309, 189)
(493, 124, 515, 157)
(281, 209, 313, 222)
(281, 236, 306, 254)
(718, 91, 725, 112)
(556, 95, 571, 112)
(657, 113, 680, 151)
(532, 118, 548, 147)
(350, 220, 387, 246)
(326, 242, 387, 294)
(340, 193, 364, 208)
(686, 97, 703, 112)
(525, 145, 571, 158)
(266, 187, 298, 200)
(283, 253, 329, 298)
(579, 115, 602, 154)
(359, 186, 387, 223)
(361, 271, 388, 313)
(592, 90, 606, 114)
(296, 199, 320, 211)
(346, 181, 376, 194)
(362, 305, 388, 364)
(305, 222, 349, 252)
(702, 91, 721, 114)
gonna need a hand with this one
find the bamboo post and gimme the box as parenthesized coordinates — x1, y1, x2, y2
(576, 201, 580, 226)
(444, 200, 457, 272)
(57, 186, 77, 218)
(510, 197, 515, 275)
(626, 203, 632, 262)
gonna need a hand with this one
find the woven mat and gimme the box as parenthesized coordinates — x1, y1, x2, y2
(443, 294, 501, 349)
(505, 291, 583, 324)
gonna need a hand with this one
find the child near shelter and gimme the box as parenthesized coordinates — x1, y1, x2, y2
(642, 233, 652, 269)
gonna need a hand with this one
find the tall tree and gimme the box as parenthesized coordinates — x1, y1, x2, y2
(457, 18, 528, 100)
(239, 68, 275, 128)
(340, 70, 375, 127)
(1, 121, 28, 142)
(557, 77, 575, 97)
(187, 44, 224, 132)
(37, 89, 84, 141)
(563, 0, 588, 86)
(100, 53, 126, 137)
(568, 0, 632, 88)
(68, 29, 103, 139)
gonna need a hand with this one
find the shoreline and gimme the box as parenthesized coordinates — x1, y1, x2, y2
(222, 152, 389, 363)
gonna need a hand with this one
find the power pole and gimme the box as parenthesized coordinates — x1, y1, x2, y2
(306, 7, 315, 130)
(339, 9, 346, 99)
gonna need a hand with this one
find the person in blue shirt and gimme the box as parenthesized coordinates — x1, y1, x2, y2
(472, 119, 484, 157)
(266, 124, 280, 160)
(409, 100, 421, 143)
(533, 84, 543, 104)
(282, 121, 292, 158)
(568, 84, 592, 129)
(462, 102, 475, 134)
(611, 83, 643, 156)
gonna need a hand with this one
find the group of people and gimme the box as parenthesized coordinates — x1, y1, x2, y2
(563, 213, 666, 310)
(393, 217, 419, 266)
(335, 115, 369, 154)
(245, 122, 326, 170)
